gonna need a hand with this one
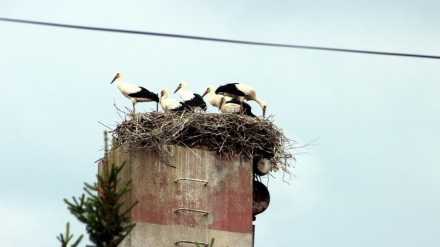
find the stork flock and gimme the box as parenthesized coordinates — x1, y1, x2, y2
(110, 72, 267, 118)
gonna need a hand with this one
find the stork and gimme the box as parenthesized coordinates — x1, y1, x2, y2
(160, 88, 192, 112)
(215, 83, 267, 117)
(174, 82, 207, 111)
(111, 72, 159, 113)
(201, 86, 227, 109)
(219, 97, 256, 117)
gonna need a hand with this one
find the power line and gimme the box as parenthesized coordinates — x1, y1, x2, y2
(1, 17, 440, 60)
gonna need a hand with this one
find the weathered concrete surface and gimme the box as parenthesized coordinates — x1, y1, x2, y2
(121, 222, 252, 246)
(104, 145, 253, 247)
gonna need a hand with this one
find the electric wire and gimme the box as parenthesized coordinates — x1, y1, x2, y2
(1, 17, 440, 60)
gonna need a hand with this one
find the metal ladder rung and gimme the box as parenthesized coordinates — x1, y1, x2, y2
(175, 178, 208, 185)
(174, 208, 209, 216)
(175, 240, 208, 246)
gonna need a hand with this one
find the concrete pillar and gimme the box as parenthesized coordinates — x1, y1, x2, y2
(105, 144, 254, 247)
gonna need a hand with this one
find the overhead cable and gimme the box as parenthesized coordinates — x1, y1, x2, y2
(1, 17, 440, 60)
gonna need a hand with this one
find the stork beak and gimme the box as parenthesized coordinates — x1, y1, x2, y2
(111, 75, 118, 84)
(173, 85, 181, 94)
(220, 97, 225, 108)
(201, 90, 208, 97)
(262, 105, 267, 118)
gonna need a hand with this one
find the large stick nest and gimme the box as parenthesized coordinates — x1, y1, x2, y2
(111, 112, 294, 172)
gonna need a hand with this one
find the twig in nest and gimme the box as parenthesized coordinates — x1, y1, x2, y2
(98, 121, 113, 130)
(111, 111, 296, 173)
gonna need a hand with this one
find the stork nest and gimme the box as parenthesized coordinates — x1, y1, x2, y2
(111, 111, 294, 172)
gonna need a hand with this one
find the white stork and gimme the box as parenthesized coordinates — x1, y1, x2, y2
(201, 86, 227, 109)
(215, 83, 267, 117)
(219, 97, 256, 117)
(174, 82, 207, 111)
(111, 72, 159, 113)
(159, 88, 192, 112)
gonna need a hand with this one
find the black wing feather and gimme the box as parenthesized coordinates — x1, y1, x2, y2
(183, 93, 207, 111)
(128, 87, 159, 102)
(225, 98, 256, 117)
(242, 102, 256, 117)
(171, 102, 192, 112)
(215, 83, 245, 97)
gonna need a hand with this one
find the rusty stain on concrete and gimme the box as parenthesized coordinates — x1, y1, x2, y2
(105, 144, 253, 247)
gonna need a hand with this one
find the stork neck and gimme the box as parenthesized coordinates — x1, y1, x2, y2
(114, 77, 123, 87)
(207, 91, 215, 101)
(254, 97, 266, 108)
(160, 91, 168, 101)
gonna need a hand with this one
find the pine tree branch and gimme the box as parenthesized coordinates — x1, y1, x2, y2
(57, 222, 83, 247)
(60, 131, 138, 247)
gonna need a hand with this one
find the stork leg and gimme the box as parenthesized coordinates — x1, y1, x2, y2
(132, 102, 136, 114)
(240, 101, 244, 114)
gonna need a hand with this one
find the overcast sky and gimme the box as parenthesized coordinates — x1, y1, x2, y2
(1, 1, 440, 246)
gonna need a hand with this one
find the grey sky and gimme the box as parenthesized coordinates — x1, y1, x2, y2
(1, 1, 440, 246)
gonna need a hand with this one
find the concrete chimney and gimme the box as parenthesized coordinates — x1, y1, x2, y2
(105, 144, 254, 247)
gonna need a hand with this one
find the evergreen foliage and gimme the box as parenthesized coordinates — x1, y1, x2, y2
(57, 222, 83, 247)
(59, 131, 138, 247)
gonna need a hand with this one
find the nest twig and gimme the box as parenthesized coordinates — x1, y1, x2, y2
(111, 111, 295, 172)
